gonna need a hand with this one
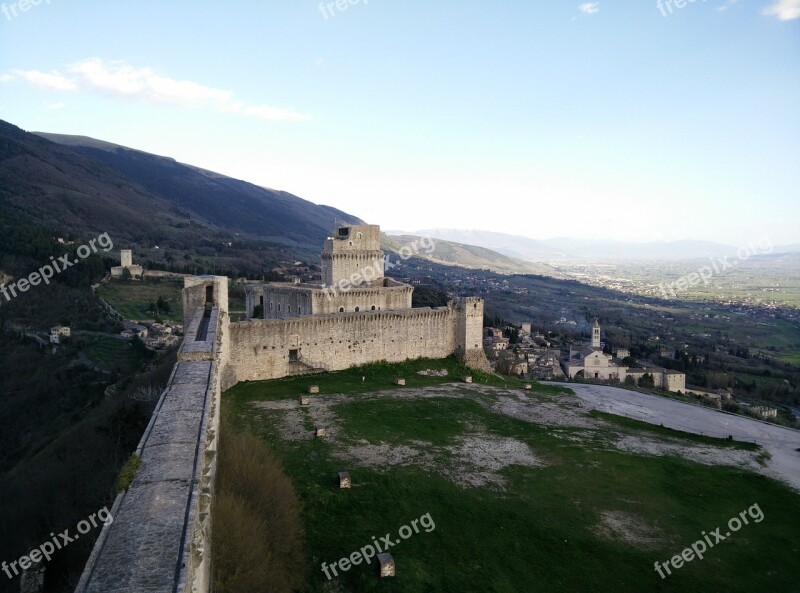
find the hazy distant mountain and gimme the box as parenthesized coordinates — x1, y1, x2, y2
(391, 228, 791, 261)
(383, 234, 561, 276)
(389, 229, 566, 261)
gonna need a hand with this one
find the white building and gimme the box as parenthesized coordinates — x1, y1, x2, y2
(50, 326, 71, 344)
(111, 249, 144, 279)
(564, 320, 685, 393)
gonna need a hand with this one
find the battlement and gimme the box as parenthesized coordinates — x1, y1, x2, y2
(323, 224, 382, 253)
(321, 224, 384, 286)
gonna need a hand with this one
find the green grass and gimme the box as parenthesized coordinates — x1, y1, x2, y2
(228, 357, 567, 405)
(779, 352, 800, 366)
(97, 278, 184, 321)
(335, 397, 487, 446)
(115, 454, 140, 492)
(223, 359, 800, 593)
(85, 336, 143, 373)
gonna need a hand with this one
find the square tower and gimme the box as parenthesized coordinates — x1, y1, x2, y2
(321, 224, 384, 287)
(120, 249, 133, 268)
(592, 319, 601, 349)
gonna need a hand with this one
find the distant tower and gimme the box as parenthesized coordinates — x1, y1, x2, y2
(120, 249, 133, 268)
(592, 318, 601, 348)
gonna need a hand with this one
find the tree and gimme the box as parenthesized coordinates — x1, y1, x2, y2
(411, 286, 449, 308)
(156, 295, 171, 313)
(122, 267, 132, 280)
(624, 375, 635, 386)
(638, 373, 655, 388)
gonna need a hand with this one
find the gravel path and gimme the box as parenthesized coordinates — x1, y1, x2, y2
(547, 382, 800, 492)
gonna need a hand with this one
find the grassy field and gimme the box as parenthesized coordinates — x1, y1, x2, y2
(97, 278, 184, 322)
(222, 358, 800, 593)
(84, 336, 144, 374)
(98, 277, 248, 321)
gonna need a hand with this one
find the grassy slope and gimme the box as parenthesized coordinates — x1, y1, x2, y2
(97, 278, 184, 322)
(223, 358, 800, 593)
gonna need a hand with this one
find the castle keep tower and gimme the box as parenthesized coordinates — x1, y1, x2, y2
(246, 224, 411, 318)
(321, 224, 384, 287)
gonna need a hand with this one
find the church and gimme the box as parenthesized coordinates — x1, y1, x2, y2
(564, 319, 685, 392)
(565, 319, 623, 380)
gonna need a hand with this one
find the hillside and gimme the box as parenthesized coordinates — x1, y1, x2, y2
(384, 233, 561, 276)
(0, 121, 363, 278)
(35, 131, 361, 251)
(2, 122, 562, 281)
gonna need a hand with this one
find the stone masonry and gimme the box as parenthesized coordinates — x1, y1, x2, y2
(76, 225, 490, 593)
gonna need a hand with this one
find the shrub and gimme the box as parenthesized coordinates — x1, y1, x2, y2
(213, 423, 307, 592)
(115, 454, 141, 492)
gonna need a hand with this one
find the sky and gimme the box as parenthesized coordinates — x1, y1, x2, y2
(0, 0, 798, 246)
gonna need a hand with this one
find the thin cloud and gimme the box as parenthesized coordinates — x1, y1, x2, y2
(5, 58, 311, 122)
(578, 2, 600, 15)
(763, 0, 800, 20)
(715, 0, 738, 12)
(44, 102, 66, 111)
(11, 69, 76, 91)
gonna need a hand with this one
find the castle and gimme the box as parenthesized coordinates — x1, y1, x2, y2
(223, 223, 491, 385)
(75, 224, 490, 593)
(110, 248, 144, 279)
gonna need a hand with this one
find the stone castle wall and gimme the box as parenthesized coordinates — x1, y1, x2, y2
(221, 301, 485, 389)
(245, 280, 413, 319)
(75, 276, 230, 593)
(76, 272, 489, 593)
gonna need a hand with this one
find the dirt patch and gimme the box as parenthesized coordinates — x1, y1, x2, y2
(336, 440, 427, 468)
(490, 392, 596, 428)
(443, 435, 543, 488)
(333, 434, 542, 490)
(594, 510, 666, 550)
(249, 383, 770, 488)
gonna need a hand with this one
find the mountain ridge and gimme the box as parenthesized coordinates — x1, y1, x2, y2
(391, 228, 794, 261)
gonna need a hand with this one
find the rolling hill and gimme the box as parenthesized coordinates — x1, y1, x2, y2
(384, 234, 561, 276)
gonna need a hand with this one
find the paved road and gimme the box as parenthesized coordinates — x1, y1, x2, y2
(547, 382, 800, 491)
(22, 332, 49, 346)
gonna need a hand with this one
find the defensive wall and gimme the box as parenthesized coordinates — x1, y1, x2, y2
(75, 275, 487, 593)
